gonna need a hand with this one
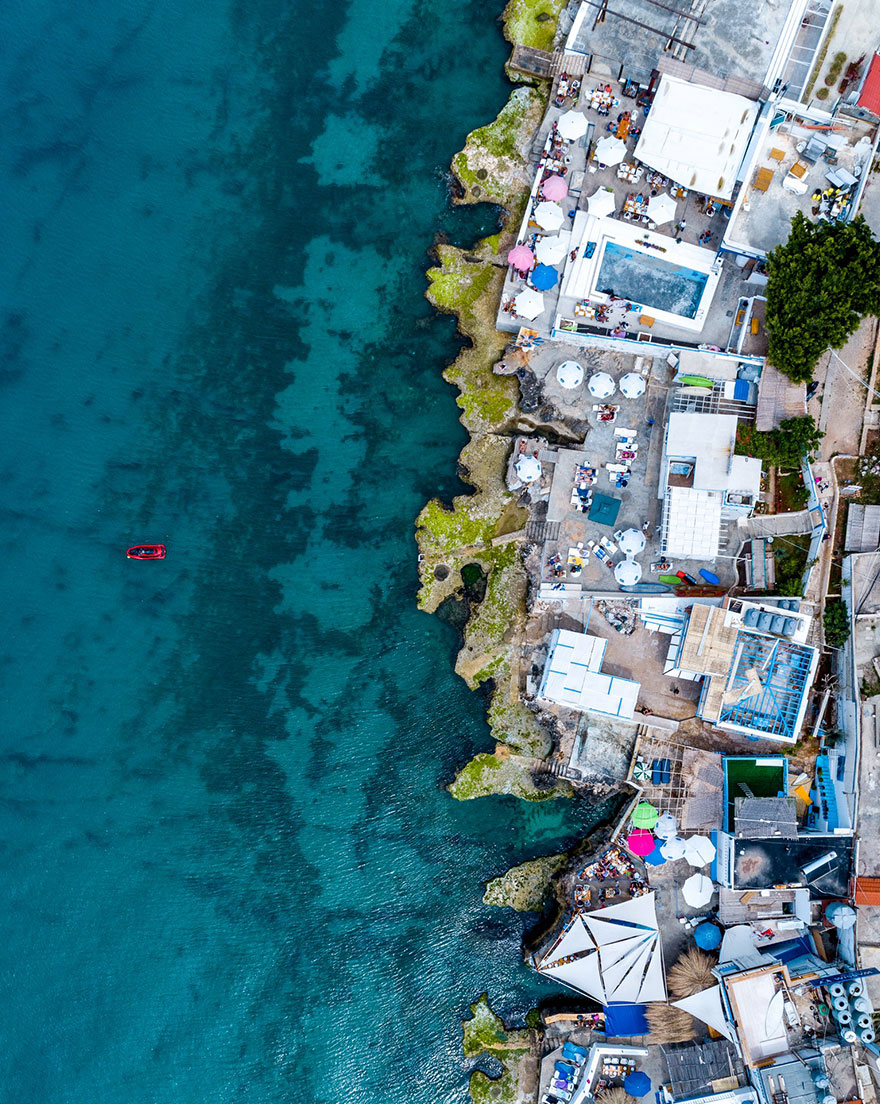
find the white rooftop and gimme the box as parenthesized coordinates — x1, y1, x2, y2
(634, 75, 759, 201)
(662, 486, 723, 559)
(538, 629, 639, 719)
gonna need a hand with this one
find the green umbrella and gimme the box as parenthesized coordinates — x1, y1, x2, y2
(631, 801, 659, 829)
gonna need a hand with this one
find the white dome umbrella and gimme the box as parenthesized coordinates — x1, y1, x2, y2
(660, 836, 687, 861)
(535, 235, 569, 265)
(618, 528, 646, 556)
(556, 361, 584, 389)
(685, 835, 716, 867)
(682, 872, 715, 909)
(588, 371, 616, 398)
(557, 110, 589, 141)
(534, 201, 565, 231)
(620, 372, 646, 399)
(513, 288, 545, 320)
(654, 812, 678, 840)
(647, 192, 677, 225)
(587, 187, 616, 218)
(615, 558, 642, 586)
(515, 455, 542, 484)
(595, 135, 627, 166)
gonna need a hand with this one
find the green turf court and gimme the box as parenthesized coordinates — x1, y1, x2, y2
(724, 756, 787, 830)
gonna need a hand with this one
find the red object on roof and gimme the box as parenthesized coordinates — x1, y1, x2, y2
(854, 876, 880, 905)
(858, 53, 880, 117)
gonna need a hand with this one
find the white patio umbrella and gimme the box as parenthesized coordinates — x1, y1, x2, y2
(620, 372, 646, 399)
(618, 528, 646, 556)
(595, 136, 627, 166)
(647, 192, 677, 225)
(587, 187, 616, 218)
(682, 872, 715, 908)
(685, 835, 717, 868)
(535, 235, 568, 265)
(514, 288, 545, 320)
(534, 201, 564, 231)
(515, 455, 541, 484)
(588, 371, 616, 398)
(660, 836, 687, 861)
(557, 110, 588, 141)
(556, 361, 584, 389)
(654, 812, 678, 840)
(615, 558, 642, 586)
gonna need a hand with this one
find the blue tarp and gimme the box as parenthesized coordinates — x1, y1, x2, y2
(733, 379, 751, 402)
(603, 1003, 649, 1037)
(562, 1042, 588, 1058)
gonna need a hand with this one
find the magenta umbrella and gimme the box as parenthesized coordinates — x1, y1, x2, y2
(542, 174, 568, 201)
(626, 829, 654, 856)
(507, 244, 534, 272)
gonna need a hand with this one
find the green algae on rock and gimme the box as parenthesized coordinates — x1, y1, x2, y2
(483, 852, 568, 911)
(449, 750, 566, 802)
(502, 0, 568, 51)
(463, 994, 536, 1104)
(452, 86, 547, 207)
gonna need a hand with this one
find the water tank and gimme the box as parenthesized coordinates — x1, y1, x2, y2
(853, 997, 871, 1013)
(833, 995, 850, 1011)
(830, 983, 846, 998)
(842, 1029, 858, 1043)
(770, 614, 785, 634)
(758, 612, 773, 631)
(822, 1095, 837, 1104)
(848, 980, 864, 996)
(857, 1013, 872, 1030)
(834, 1009, 852, 1025)
(783, 617, 797, 637)
(744, 608, 760, 627)
(812, 1074, 830, 1089)
(860, 1028, 876, 1044)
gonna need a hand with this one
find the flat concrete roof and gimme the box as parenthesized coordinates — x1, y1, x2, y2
(732, 835, 853, 897)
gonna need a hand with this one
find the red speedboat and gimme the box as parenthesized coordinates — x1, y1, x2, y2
(127, 544, 166, 560)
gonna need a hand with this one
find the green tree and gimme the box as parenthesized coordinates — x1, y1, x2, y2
(736, 415, 823, 466)
(824, 599, 851, 648)
(765, 214, 880, 382)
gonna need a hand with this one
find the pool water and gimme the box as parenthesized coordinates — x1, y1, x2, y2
(596, 241, 709, 319)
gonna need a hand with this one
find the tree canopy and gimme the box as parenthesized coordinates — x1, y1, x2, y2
(824, 599, 850, 649)
(736, 414, 823, 467)
(765, 214, 880, 383)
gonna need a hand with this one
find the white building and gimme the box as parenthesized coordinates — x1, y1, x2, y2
(538, 629, 639, 719)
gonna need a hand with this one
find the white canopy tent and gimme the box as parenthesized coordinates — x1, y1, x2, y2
(595, 136, 627, 166)
(647, 192, 677, 225)
(660, 836, 687, 861)
(534, 201, 565, 231)
(685, 835, 716, 867)
(557, 110, 589, 141)
(615, 559, 642, 586)
(620, 373, 646, 399)
(618, 528, 646, 556)
(535, 235, 569, 265)
(588, 372, 616, 398)
(587, 187, 616, 218)
(673, 986, 736, 1041)
(537, 892, 666, 1003)
(515, 455, 541, 484)
(682, 872, 715, 908)
(514, 288, 545, 320)
(654, 811, 677, 839)
(557, 361, 584, 389)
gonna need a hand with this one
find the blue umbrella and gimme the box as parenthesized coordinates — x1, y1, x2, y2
(531, 263, 559, 290)
(644, 842, 667, 866)
(625, 1071, 651, 1097)
(694, 921, 722, 950)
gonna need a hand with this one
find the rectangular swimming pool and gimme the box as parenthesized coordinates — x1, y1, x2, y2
(595, 241, 709, 319)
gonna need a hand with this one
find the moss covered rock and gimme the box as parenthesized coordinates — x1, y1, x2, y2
(484, 852, 568, 911)
(502, 0, 567, 51)
(463, 995, 534, 1104)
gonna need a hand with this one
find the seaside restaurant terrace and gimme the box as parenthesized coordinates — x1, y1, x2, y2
(496, 73, 769, 360)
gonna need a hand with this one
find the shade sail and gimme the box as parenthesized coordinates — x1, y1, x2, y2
(595, 136, 627, 166)
(673, 986, 735, 1040)
(556, 360, 583, 389)
(631, 801, 658, 829)
(531, 263, 559, 290)
(682, 871, 714, 908)
(540, 914, 594, 966)
(535, 235, 568, 265)
(514, 288, 545, 320)
(620, 372, 646, 399)
(647, 192, 677, 225)
(507, 244, 534, 270)
(557, 110, 588, 140)
(685, 834, 716, 867)
(618, 528, 646, 556)
(587, 187, 616, 217)
(542, 173, 568, 201)
(588, 371, 616, 398)
(534, 201, 565, 231)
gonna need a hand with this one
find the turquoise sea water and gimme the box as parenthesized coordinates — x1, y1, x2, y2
(0, 2, 610, 1100)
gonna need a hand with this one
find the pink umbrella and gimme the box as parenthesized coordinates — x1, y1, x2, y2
(542, 174, 568, 201)
(507, 244, 534, 272)
(626, 829, 654, 856)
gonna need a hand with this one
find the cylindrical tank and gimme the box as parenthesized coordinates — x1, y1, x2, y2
(857, 1013, 872, 1030)
(860, 1028, 876, 1044)
(848, 981, 865, 996)
(842, 1029, 858, 1043)
(834, 1009, 852, 1025)
(822, 1094, 837, 1104)
(812, 1075, 830, 1089)
(830, 983, 846, 998)
(833, 995, 850, 1011)
(854, 997, 872, 1014)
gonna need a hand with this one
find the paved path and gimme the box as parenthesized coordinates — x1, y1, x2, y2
(738, 510, 813, 538)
